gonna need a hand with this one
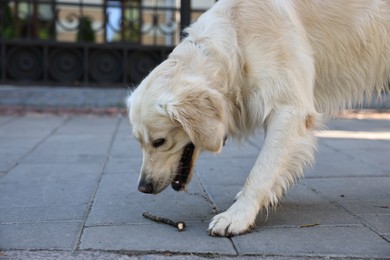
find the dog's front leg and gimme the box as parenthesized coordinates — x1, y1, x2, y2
(208, 107, 318, 237)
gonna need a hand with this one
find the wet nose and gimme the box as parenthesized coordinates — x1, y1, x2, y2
(138, 179, 153, 193)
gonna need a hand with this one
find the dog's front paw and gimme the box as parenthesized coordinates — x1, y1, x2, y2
(208, 200, 258, 237)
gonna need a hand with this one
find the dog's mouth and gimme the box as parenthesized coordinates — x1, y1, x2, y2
(171, 143, 195, 191)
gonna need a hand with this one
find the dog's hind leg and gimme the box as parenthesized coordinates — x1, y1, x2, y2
(208, 107, 319, 237)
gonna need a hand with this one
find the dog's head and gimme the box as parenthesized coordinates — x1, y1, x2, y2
(127, 62, 227, 194)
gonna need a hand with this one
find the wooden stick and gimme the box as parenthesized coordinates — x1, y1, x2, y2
(142, 212, 186, 231)
(299, 222, 320, 228)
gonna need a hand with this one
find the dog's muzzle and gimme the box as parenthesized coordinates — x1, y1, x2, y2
(138, 179, 154, 194)
(171, 143, 195, 191)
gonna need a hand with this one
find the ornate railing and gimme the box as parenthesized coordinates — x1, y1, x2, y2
(0, 0, 212, 87)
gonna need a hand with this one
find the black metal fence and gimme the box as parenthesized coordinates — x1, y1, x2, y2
(0, 0, 212, 87)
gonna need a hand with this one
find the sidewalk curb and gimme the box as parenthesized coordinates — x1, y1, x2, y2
(1, 106, 389, 118)
(0, 106, 127, 116)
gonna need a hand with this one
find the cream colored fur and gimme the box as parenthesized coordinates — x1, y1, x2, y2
(127, 0, 390, 237)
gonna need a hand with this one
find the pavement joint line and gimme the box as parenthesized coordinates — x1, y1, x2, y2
(0, 115, 70, 177)
(194, 171, 219, 214)
(227, 237, 239, 256)
(303, 180, 390, 245)
(83, 220, 209, 228)
(254, 223, 364, 230)
(194, 171, 240, 256)
(82, 223, 166, 228)
(0, 219, 83, 225)
(301, 182, 333, 201)
(74, 116, 122, 251)
(329, 199, 390, 244)
(74, 249, 239, 259)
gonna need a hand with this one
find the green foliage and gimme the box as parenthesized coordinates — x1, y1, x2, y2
(1, 4, 17, 39)
(76, 16, 95, 42)
(111, 22, 140, 42)
(1, 3, 54, 40)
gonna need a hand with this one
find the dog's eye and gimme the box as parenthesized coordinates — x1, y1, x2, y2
(152, 138, 166, 148)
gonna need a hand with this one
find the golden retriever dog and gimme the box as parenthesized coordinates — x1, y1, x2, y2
(127, 0, 390, 236)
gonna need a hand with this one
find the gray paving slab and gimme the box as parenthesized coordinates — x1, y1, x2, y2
(80, 222, 236, 255)
(86, 173, 214, 226)
(19, 116, 118, 161)
(0, 205, 86, 224)
(104, 157, 142, 174)
(0, 137, 44, 151)
(0, 116, 14, 126)
(321, 137, 390, 151)
(0, 150, 30, 172)
(306, 144, 389, 178)
(0, 113, 389, 258)
(27, 135, 113, 156)
(196, 155, 256, 211)
(232, 226, 390, 258)
(256, 206, 361, 228)
(22, 152, 107, 164)
(357, 214, 390, 235)
(55, 116, 119, 135)
(325, 118, 390, 131)
(0, 163, 102, 223)
(254, 185, 361, 228)
(0, 116, 66, 171)
(303, 177, 390, 201)
(0, 221, 82, 250)
(315, 127, 390, 173)
(0, 115, 66, 137)
(0, 250, 138, 260)
(337, 200, 390, 214)
(335, 147, 390, 172)
(109, 136, 143, 159)
(0, 171, 97, 222)
(109, 141, 143, 159)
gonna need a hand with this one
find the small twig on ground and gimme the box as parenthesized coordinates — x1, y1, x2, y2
(299, 222, 320, 228)
(142, 212, 186, 231)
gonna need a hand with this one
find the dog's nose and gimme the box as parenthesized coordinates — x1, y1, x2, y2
(138, 180, 153, 193)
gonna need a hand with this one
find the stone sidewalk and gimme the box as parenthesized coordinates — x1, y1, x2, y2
(0, 112, 389, 259)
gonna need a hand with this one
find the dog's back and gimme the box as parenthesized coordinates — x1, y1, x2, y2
(206, 0, 390, 114)
(296, 0, 390, 112)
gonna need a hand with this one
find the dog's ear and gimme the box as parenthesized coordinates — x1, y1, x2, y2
(166, 88, 226, 153)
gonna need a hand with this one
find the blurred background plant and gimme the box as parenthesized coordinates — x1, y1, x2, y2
(76, 16, 95, 42)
